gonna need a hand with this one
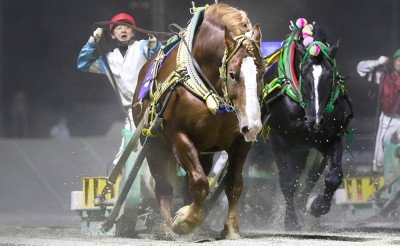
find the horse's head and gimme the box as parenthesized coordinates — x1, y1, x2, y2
(297, 37, 339, 133)
(223, 24, 264, 141)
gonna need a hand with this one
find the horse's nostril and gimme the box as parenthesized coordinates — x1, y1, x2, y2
(241, 126, 249, 134)
(304, 117, 308, 123)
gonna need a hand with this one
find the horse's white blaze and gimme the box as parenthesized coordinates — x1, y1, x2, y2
(245, 30, 253, 38)
(312, 65, 322, 124)
(241, 57, 262, 141)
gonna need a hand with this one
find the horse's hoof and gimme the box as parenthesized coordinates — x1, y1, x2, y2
(307, 194, 331, 217)
(220, 229, 242, 240)
(296, 192, 309, 209)
(306, 195, 318, 213)
(172, 205, 201, 235)
(153, 220, 176, 240)
(284, 221, 301, 231)
(284, 213, 301, 231)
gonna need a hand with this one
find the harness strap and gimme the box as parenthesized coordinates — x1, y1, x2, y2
(279, 31, 301, 92)
(262, 31, 303, 106)
(143, 70, 185, 137)
(106, 117, 145, 185)
(152, 70, 184, 104)
(176, 38, 232, 115)
(263, 49, 282, 69)
(180, 7, 222, 99)
(178, 35, 212, 96)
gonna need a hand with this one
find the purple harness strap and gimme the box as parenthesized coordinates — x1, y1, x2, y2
(138, 42, 179, 100)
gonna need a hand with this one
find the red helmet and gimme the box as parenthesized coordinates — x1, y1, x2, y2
(110, 13, 135, 31)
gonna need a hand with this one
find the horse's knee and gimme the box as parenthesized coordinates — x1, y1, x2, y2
(189, 174, 209, 202)
(325, 169, 343, 191)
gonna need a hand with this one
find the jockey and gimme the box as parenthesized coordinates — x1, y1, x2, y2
(77, 13, 162, 165)
(357, 48, 400, 173)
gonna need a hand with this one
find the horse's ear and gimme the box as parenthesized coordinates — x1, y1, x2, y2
(329, 40, 340, 58)
(224, 26, 235, 53)
(252, 24, 262, 43)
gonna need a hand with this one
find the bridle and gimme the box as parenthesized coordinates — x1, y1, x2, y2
(218, 34, 263, 110)
(298, 41, 344, 113)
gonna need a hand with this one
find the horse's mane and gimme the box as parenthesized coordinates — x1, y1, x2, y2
(205, 3, 252, 36)
(312, 24, 327, 43)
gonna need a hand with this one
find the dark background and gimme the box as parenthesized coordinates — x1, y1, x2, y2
(0, 0, 399, 138)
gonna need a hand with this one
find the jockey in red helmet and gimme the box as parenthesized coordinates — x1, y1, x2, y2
(109, 13, 136, 47)
(109, 12, 136, 32)
(77, 12, 161, 165)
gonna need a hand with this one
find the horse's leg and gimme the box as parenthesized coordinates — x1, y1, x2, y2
(308, 140, 343, 217)
(171, 133, 209, 235)
(219, 142, 251, 240)
(275, 150, 308, 231)
(145, 143, 175, 236)
(199, 153, 214, 176)
(181, 154, 213, 206)
(181, 175, 193, 206)
(297, 155, 326, 208)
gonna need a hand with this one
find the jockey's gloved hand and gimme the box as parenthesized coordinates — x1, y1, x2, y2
(146, 34, 157, 49)
(89, 27, 103, 45)
(377, 56, 389, 66)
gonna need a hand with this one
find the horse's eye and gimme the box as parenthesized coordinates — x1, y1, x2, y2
(229, 71, 236, 80)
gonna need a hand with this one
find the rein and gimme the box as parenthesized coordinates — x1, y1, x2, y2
(93, 21, 175, 38)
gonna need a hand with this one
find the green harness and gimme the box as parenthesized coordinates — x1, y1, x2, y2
(263, 32, 346, 113)
(261, 24, 354, 147)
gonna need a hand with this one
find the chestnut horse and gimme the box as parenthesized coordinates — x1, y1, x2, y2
(132, 4, 263, 239)
(262, 22, 353, 230)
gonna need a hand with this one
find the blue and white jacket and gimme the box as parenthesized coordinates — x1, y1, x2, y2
(77, 40, 161, 107)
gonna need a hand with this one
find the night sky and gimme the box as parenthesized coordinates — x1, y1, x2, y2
(0, 0, 398, 137)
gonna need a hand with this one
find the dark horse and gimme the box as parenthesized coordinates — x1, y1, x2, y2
(262, 21, 353, 230)
(132, 3, 264, 239)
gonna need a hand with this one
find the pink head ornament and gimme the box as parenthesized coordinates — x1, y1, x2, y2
(309, 45, 321, 56)
(303, 36, 314, 47)
(296, 18, 308, 29)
